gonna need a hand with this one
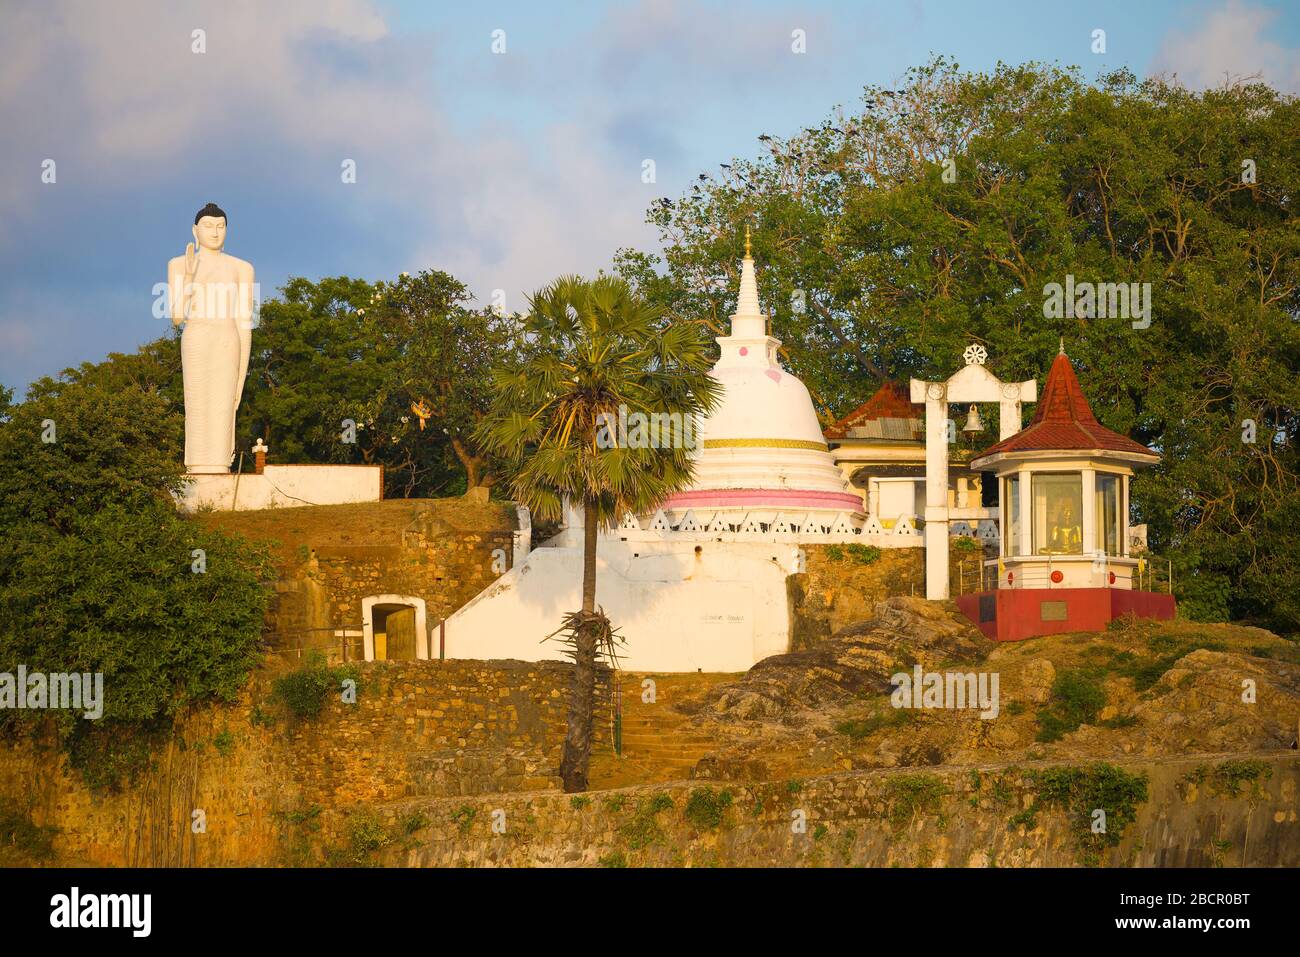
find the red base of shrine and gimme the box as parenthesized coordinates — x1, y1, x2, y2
(955, 588, 1176, 642)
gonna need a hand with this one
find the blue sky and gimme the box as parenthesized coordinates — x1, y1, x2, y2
(2, 0, 1297, 395)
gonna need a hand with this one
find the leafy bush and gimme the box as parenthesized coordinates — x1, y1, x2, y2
(1008, 764, 1148, 865)
(271, 652, 360, 720)
(846, 543, 882, 564)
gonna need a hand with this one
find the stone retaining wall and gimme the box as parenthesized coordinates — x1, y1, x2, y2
(372, 752, 1300, 868)
(0, 659, 609, 866)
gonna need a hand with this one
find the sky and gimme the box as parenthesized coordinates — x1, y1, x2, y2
(1, 0, 1298, 395)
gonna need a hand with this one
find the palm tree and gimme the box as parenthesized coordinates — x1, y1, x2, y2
(476, 275, 720, 792)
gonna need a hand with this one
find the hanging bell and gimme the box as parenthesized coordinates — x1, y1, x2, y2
(962, 404, 983, 433)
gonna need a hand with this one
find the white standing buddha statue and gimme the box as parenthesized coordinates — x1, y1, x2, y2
(167, 203, 255, 474)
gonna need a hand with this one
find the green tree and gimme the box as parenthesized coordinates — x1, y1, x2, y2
(241, 272, 506, 497)
(363, 270, 518, 492)
(0, 378, 272, 789)
(0, 377, 184, 533)
(620, 57, 1300, 634)
(475, 276, 720, 791)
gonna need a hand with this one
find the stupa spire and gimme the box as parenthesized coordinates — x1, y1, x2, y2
(731, 225, 765, 334)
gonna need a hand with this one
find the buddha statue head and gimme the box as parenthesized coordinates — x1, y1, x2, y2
(1057, 501, 1075, 526)
(192, 202, 227, 253)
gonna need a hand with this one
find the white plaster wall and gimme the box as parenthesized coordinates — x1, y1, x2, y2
(876, 479, 919, 521)
(177, 464, 382, 512)
(443, 538, 795, 672)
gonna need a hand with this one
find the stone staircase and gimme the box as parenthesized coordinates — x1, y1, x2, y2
(587, 672, 737, 789)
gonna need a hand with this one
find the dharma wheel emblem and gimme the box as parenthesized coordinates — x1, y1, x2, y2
(963, 343, 988, 366)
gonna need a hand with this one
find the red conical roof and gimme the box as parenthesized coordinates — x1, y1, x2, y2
(971, 351, 1157, 463)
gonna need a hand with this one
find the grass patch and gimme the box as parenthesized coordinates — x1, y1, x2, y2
(399, 810, 429, 835)
(1099, 714, 1139, 730)
(884, 774, 947, 831)
(1007, 764, 1148, 866)
(619, 794, 674, 850)
(825, 543, 883, 564)
(1182, 760, 1274, 800)
(451, 805, 477, 835)
(683, 787, 733, 830)
(326, 809, 391, 867)
(1035, 668, 1107, 742)
(835, 707, 915, 739)
(273, 803, 323, 866)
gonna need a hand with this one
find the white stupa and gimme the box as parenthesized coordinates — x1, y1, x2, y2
(662, 229, 864, 526)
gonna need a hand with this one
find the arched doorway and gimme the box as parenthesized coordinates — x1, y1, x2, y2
(361, 594, 428, 662)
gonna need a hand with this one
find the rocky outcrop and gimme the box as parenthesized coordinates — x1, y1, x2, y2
(696, 597, 990, 721)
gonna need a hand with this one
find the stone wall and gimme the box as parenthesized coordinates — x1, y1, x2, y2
(371, 753, 1300, 868)
(5, 658, 1294, 867)
(203, 500, 519, 661)
(0, 659, 609, 867)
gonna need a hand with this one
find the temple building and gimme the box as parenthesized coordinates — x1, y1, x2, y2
(956, 345, 1175, 640)
(823, 381, 994, 528)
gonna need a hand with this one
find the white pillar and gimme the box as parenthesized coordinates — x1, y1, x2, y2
(1019, 469, 1033, 557)
(999, 398, 1022, 440)
(918, 382, 950, 599)
(1082, 468, 1097, 559)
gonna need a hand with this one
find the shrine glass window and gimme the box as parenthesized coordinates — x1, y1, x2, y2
(1003, 474, 1021, 556)
(1033, 472, 1083, 555)
(1095, 473, 1121, 558)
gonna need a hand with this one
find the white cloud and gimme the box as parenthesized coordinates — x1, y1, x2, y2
(1151, 0, 1300, 92)
(0, 0, 658, 323)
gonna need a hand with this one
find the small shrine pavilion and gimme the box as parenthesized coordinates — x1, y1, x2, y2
(957, 344, 1175, 640)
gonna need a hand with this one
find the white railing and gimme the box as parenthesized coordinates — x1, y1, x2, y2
(606, 508, 1000, 548)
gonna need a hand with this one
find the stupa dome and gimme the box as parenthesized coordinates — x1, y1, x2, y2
(662, 234, 863, 519)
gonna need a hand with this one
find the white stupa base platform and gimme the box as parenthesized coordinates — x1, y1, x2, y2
(443, 535, 796, 672)
(177, 464, 383, 512)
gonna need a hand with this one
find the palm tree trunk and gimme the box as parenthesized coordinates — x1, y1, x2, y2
(581, 498, 597, 613)
(559, 498, 599, 792)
